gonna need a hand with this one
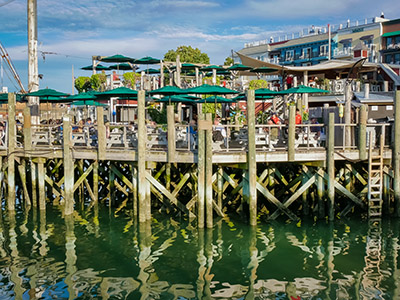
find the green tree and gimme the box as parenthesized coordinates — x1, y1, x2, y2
(74, 76, 91, 93)
(164, 46, 210, 64)
(90, 73, 107, 91)
(123, 72, 141, 89)
(248, 79, 269, 90)
(224, 57, 234, 66)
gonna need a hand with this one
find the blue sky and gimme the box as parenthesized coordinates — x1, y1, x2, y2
(1, 0, 399, 93)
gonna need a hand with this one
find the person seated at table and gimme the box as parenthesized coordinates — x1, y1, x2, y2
(112, 71, 119, 81)
(268, 119, 279, 142)
(271, 112, 281, 125)
(310, 117, 321, 138)
(72, 119, 84, 133)
(213, 117, 226, 142)
(187, 119, 197, 150)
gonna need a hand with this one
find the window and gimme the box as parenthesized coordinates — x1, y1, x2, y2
(363, 39, 372, 47)
(387, 37, 393, 48)
(385, 54, 393, 63)
(285, 50, 294, 61)
(395, 36, 400, 45)
(395, 53, 400, 64)
(320, 44, 328, 56)
(302, 47, 311, 58)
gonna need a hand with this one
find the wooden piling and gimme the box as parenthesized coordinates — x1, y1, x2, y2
(394, 90, 400, 217)
(137, 90, 148, 222)
(7, 93, 16, 212)
(18, 160, 31, 208)
(246, 89, 257, 226)
(167, 105, 175, 163)
(217, 166, 223, 209)
(63, 115, 75, 215)
(317, 173, 325, 218)
(288, 105, 296, 162)
(96, 107, 106, 160)
(327, 112, 335, 221)
(31, 160, 37, 207)
(132, 164, 138, 217)
(23, 107, 32, 153)
(38, 158, 46, 210)
(359, 104, 367, 161)
(93, 160, 99, 205)
(205, 113, 213, 228)
(197, 114, 205, 228)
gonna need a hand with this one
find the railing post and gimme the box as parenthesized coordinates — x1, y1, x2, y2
(359, 104, 368, 160)
(393, 90, 400, 217)
(167, 105, 175, 162)
(96, 107, 106, 160)
(63, 114, 74, 215)
(327, 112, 335, 221)
(137, 90, 148, 222)
(246, 89, 257, 226)
(7, 93, 16, 212)
(288, 105, 296, 161)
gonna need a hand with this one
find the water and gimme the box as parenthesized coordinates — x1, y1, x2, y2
(0, 207, 398, 299)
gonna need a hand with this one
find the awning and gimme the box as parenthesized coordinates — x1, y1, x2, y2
(339, 38, 352, 44)
(382, 31, 400, 38)
(360, 34, 374, 40)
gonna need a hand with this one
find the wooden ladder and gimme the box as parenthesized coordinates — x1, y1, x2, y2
(367, 132, 384, 219)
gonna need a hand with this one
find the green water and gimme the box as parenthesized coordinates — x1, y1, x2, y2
(0, 207, 398, 299)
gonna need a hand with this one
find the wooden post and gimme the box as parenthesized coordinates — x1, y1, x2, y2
(288, 105, 296, 162)
(38, 158, 46, 210)
(18, 160, 31, 207)
(302, 172, 309, 216)
(359, 104, 367, 160)
(132, 164, 138, 217)
(63, 115, 74, 215)
(137, 90, 147, 222)
(197, 114, 205, 228)
(303, 70, 308, 111)
(394, 90, 400, 217)
(246, 89, 257, 226)
(93, 160, 99, 205)
(176, 55, 181, 88)
(7, 93, 16, 212)
(195, 67, 199, 86)
(165, 163, 171, 191)
(23, 107, 32, 153)
(205, 113, 213, 228)
(344, 82, 352, 147)
(167, 105, 175, 162)
(217, 166, 223, 209)
(31, 160, 37, 208)
(317, 173, 325, 218)
(327, 112, 335, 221)
(160, 60, 164, 88)
(96, 107, 106, 160)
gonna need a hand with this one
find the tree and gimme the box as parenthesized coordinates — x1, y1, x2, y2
(74, 76, 91, 93)
(224, 56, 234, 66)
(164, 46, 210, 64)
(123, 72, 141, 89)
(248, 79, 269, 90)
(90, 74, 107, 91)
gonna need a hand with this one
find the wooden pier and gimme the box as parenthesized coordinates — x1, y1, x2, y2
(1, 91, 400, 227)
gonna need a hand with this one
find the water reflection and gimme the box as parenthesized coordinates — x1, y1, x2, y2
(0, 208, 397, 299)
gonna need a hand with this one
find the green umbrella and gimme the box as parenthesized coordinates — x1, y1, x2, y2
(66, 91, 97, 101)
(250, 67, 278, 74)
(149, 86, 187, 96)
(155, 95, 198, 103)
(95, 87, 138, 97)
(135, 56, 160, 64)
(138, 68, 160, 74)
(197, 96, 236, 103)
(109, 63, 135, 70)
(276, 85, 330, 94)
(81, 64, 111, 71)
(38, 96, 72, 103)
(170, 63, 199, 71)
(72, 100, 107, 106)
(255, 88, 281, 96)
(26, 88, 69, 98)
(0, 93, 24, 102)
(200, 65, 224, 71)
(100, 54, 135, 63)
(228, 64, 252, 71)
(186, 84, 238, 95)
(233, 94, 273, 101)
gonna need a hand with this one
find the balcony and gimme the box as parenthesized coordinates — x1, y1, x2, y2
(333, 47, 353, 58)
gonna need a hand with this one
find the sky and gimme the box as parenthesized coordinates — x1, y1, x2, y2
(0, 0, 399, 93)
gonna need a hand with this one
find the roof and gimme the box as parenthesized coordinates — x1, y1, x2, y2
(353, 92, 394, 103)
(237, 44, 270, 56)
(382, 30, 400, 38)
(275, 33, 329, 49)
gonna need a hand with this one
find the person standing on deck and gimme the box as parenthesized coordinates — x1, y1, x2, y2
(295, 109, 302, 125)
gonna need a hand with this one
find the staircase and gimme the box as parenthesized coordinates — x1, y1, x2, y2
(367, 132, 384, 218)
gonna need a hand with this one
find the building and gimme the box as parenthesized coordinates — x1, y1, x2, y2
(381, 18, 400, 69)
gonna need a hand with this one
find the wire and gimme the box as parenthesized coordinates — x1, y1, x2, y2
(0, 0, 16, 8)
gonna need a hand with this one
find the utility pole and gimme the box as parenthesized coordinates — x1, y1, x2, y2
(28, 0, 39, 123)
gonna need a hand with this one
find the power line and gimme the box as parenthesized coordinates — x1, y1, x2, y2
(0, 0, 16, 8)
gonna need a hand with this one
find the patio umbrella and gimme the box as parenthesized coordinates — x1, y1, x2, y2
(72, 100, 107, 107)
(250, 67, 278, 79)
(26, 88, 69, 98)
(155, 95, 198, 103)
(227, 64, 252, 71)
(139, 68, 160, 74)
(109, 63, 136, 71)
(134, 56, 160, 64)
(95, 87, 138, 97)
(255, 88, 281, 96)
(186, 84, 238, 95)
(233, 94, 273, 101)
(276, 85, 330, 94)
(169, 63, 199, 71)
(149, 86, 188, 105)
(66, 91, 97, 101)
(81, 64, 111, 71)
(100, 54, 135, 63)
(199, 65, 224, 72)
(0, 93, 24, 102)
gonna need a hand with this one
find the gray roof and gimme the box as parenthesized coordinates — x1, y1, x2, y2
(354, 92, 394, 103)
